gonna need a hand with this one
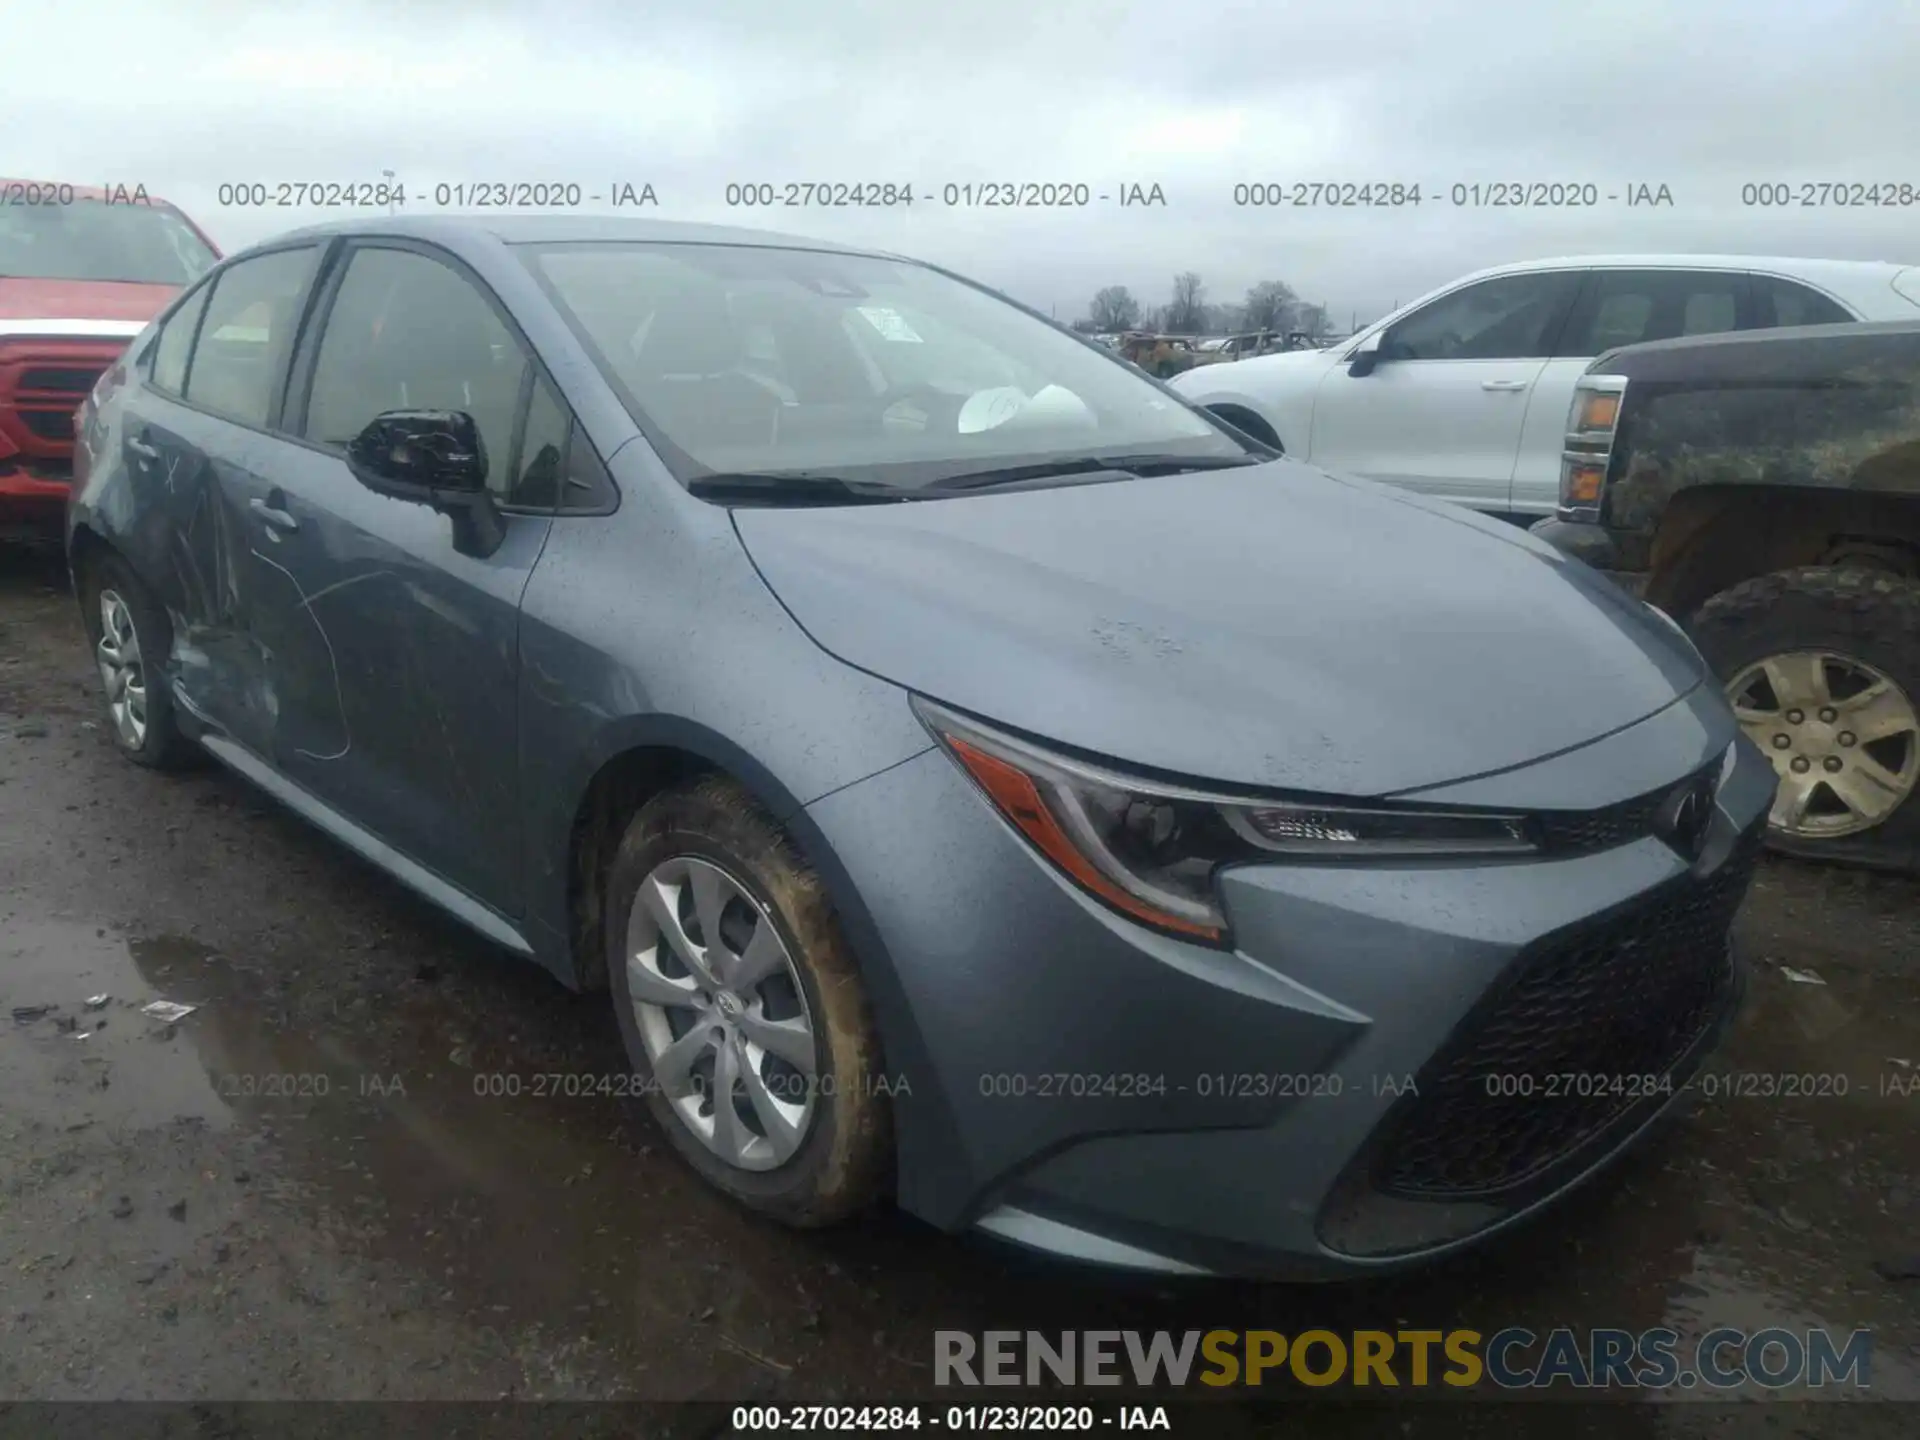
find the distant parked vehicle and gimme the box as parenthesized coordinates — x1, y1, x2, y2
(1188, 332, 1277, 366)
(0, 180, 220, 544)
(1535, 316, 1920, 869)
(1172, 255, 1920, 520)
(1117, 332, 1200, 377)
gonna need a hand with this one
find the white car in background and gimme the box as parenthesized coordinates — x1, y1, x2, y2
(1172, 255, 1920, 518)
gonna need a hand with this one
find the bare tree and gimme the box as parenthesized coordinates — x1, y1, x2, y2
(1087, 285, 1142, 332)
(1163, 272, 1207, 334)
(1243, 280, 1300, 334)
(1293, 301, 1331, 339)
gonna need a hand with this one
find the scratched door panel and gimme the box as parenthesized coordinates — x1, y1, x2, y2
(111, 388, 283, 759)
(250, 438, 550, 919)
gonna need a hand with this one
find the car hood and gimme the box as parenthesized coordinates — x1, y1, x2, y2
(1169, 346, 1329, 392)
(732, 462, 1706, 797)
(0, 277, 178, 323)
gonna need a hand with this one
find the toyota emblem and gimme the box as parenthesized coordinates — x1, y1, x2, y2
(1661, 779, 1714, 858)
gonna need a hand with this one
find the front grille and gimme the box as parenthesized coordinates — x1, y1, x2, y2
(19, 366, 105, 395)
(1534, 762, 1716, 856)
(18, 407, 78, 439)
(1371, 831, 1759, 1201)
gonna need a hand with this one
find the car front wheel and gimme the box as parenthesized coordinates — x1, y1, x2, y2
(604, 775, 892, 1225)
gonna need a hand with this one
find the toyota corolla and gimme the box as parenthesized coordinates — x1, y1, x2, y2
(66, 216, 1774, 1278)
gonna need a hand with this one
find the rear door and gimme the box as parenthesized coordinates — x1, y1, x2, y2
(1521, 267, 1749, 512)
(113, 244, 323, 756)
(1307, 269, 1583, 511)
(252, 240, 565, 916)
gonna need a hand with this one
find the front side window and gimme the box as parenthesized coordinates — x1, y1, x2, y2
(1558, 270, 1745, 355)
(183, 247, 316, 427)
(0, 200, 217, 286)
(303, 247, 530, 501)
(1381, 272, 1583, 362)
(520, 241, 1239, 493)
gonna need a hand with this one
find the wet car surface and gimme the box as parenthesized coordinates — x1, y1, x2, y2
(2, 553, 1918, 1432)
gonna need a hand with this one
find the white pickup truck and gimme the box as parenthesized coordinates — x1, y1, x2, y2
(1171, 254, 1920, 518)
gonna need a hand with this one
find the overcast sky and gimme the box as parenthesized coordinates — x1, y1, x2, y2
(9, 0, 1919, 324)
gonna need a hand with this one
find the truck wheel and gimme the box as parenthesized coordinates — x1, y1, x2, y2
(1690, 566, 1920, 857)
(604, 775, 892, 1226)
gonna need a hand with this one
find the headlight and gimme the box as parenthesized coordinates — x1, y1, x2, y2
(913, 698, 1539, 945)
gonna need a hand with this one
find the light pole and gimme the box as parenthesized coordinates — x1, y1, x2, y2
(382, 169, 397, 215)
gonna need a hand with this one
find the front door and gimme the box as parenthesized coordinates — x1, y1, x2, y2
(246, 242, 567, 916)
(1307, 269, 1584, 512)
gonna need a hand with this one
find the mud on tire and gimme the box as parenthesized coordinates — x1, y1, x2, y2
(1689, 565, 1920, 861)
(603, 775, 892, 1226)
(75, 552, 200, 771)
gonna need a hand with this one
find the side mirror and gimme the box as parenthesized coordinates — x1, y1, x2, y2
(346, 409, 504, 557)
(1346, 332, 1384, 377)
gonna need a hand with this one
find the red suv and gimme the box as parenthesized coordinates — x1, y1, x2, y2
(0, 182, 220, 542)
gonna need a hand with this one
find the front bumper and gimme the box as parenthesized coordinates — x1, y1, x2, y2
(0, 466, 71, 542)
(1530, 516, 1646, 598)
(805, 690, 1774, 1280)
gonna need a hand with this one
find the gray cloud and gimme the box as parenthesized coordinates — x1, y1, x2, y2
(7, 0, 1916, 323)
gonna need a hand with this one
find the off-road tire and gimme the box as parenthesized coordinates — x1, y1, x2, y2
(604, 776, 892, 1226)
(1689, 565, 1920, 863)
(76, 553, 200, 771)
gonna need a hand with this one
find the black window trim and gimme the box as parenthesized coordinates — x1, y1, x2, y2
(279, 235, 614, 518)
(1378, 266, 1588, 363)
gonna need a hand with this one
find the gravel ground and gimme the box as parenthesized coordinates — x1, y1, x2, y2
(2, 545, 1917, 1436)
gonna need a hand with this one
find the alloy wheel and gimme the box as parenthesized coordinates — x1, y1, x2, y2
(95, 589, 149, 750)
(623, 855, 820, 1171)
(1727, 650, 1920, 838)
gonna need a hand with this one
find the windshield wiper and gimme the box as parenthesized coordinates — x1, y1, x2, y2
(686, 472, 916, 506)
(923, 452, 1263, 493)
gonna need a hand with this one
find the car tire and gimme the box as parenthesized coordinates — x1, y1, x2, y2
(1689, 565, 1920, 861)
(77, 553, 199, 771)
(604, 775, 892, 1226)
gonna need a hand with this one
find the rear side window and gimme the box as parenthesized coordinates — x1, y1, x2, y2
(1750, 276, 1854, 328)
(184, 247, 316, 427)
(1559, 270, 1746, 355)
(150, 284, 211, 396)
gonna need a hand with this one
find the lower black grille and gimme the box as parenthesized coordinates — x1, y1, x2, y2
(1372, 832, 1759, 1201)
(18, 407, 79, 439)
(19, 366, 105, 394)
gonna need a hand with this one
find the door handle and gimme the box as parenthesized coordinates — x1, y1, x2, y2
(1481, 380, 1529, 392)
(128, 435, 160, 459)
(249, 496, 300, 534)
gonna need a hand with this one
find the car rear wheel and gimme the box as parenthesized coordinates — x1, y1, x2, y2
(1690, 566, 1920, 860)
(77, 554, 199, 770)
(604, 775, 891, 1225)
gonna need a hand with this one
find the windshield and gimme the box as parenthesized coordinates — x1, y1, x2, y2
(520, 241, 1244, 490)
(0, 200, 218, 285)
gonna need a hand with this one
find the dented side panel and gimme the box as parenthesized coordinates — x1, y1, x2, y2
(1601, 323, 1920, 537)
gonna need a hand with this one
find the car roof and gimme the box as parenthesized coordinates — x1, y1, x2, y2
(265, 212, 899, 259)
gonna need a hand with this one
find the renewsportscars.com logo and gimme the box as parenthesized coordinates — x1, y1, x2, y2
(934, 1327, 1873, 1391)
